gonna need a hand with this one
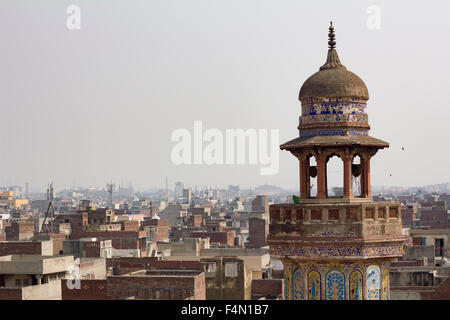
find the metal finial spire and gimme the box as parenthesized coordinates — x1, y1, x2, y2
(319, 21, 344, 70)
(328, 21, 336, 50)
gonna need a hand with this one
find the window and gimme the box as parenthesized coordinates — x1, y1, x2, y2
(155, 290, 160, 300)
(224, 263, 238, 278)
(15, 279, 22, 287)
(206, 263, 217, 273)
(435, 239, 444, 257)
(296, 209, 303, 221)
(311, 210, 322, 220)
(284, 209, 292, 222)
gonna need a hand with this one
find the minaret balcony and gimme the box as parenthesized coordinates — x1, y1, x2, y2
(268, 201, 404, 240)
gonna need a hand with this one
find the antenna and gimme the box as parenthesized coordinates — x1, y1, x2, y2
(106, 182, 115, 209)
(165, 177, 169, 202)
(40, 182, 55, 234)
(25, 182, 29, 199)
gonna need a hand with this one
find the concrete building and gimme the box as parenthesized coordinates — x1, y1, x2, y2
(202, 257, 251, 300)
(409, 228, 449, 260)
(63, 238, 112, 259)
(268, 23, 406, 300)
(0, 190, 29, 209)
(159, 204, 183, 227)
(0, 255, 74, 300)
(158, 237, 205, 257)
(389, 241, 450, 300)
(201, 248, 271, 280)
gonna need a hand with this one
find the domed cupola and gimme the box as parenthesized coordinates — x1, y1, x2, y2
(297, 22, 371, 138)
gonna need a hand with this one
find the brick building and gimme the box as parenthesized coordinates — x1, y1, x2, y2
(35, 233, 67, 255)
(190, 207, 211, 221)
(62, 269, 206, 300)
(188, 215, 203, 229)
(419, 202, 448, 229)
(120, 220, 140, 232)
(251, 279, 284, 300)
(251, 195, 269, 213)
(54, 212, 88, 232)
(0, 240, 53, 256)
(5, 221, 34, 241)
(63, 238, 112, 259)
(106, 257, 160, 275)
(71, 230, 147, 257)
(88, 208, 114, 226)
(247, 217, 268, 248)
(142, 219, 169, 242)
(401, 204, 418, 227)
(189, 230, 235, 247)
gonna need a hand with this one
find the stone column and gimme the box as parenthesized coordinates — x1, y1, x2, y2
(299, 158, 309, 199)
(316, 157, 327, 199)
(343, 157, 353, 198)
(362, 158, 371, 198)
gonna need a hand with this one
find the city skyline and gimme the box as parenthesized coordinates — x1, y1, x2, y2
(1, 1, 449, 191)
(0, 1, 448, 303)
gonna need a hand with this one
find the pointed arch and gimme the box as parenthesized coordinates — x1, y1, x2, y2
(308, 155, 317, 197)
(349, 269, 363, 300)
(325, 269, 345, 300)
(366, 265, 381, 300)
(326, 154, 343, 197)
(381, 268, 389, 300)
(352, 155, 362, 197)
(292, 268, 305, 300)
(308, 268, 321, 300)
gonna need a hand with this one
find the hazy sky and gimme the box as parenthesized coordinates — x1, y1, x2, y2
(1, 0, 449, 192)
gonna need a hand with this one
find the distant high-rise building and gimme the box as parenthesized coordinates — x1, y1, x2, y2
(182, 188, 192, 205)
(228, 185, 240, 200)
(174, 182, 184, 200)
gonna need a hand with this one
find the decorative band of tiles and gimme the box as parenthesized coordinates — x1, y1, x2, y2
(300, 97, 368, 104)
(299, 128, 369, 137)
(301, 101, 367, 116)
(300, 113, 368, 125)
(269, 244, 404, 258)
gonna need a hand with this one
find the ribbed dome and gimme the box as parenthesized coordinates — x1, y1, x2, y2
(299, 50, 369, 100)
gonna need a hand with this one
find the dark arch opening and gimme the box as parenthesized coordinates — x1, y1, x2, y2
(352, 155, 362, 197)
(308, 155, 317, 198)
